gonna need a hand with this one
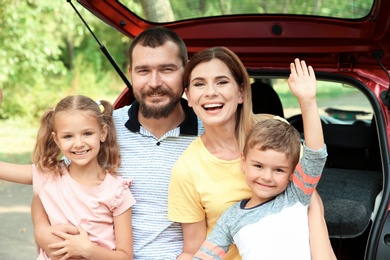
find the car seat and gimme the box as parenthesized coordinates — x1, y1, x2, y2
(251, 79, 284, 118)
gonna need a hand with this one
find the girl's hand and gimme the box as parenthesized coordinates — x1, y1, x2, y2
(49, 226, 93, 260)
(288, 58, 317, 101)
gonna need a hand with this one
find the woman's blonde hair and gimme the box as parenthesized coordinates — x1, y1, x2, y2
(33, 95, 120, 175)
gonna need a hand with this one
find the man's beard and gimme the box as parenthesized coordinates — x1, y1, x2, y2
(136, 87, 182, 119)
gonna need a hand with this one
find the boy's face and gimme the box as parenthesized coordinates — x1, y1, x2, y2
(241, 145, 295, 207)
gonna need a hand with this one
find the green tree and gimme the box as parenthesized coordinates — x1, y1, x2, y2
(0, 0, 128, 119)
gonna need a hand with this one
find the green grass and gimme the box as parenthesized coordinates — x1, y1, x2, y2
(0, 118, 38, 164)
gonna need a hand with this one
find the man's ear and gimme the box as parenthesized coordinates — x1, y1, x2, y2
(128, 66, 132, 84)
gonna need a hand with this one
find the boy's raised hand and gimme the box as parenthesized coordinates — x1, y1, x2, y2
(288, 58, 324, 150)
(288, 58, 317, 101)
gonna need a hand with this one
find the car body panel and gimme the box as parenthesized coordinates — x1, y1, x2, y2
(77, 0, 390, 69)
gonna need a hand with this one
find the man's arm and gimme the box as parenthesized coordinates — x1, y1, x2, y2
(31, 196, 81, 260)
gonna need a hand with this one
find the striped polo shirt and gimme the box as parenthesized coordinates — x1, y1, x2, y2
(113, 98, 203, 260)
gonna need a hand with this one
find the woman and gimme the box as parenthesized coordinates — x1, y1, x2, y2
(168, 47, 335, 260)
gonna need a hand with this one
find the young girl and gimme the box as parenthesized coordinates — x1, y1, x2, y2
(0, 95, 135, 260)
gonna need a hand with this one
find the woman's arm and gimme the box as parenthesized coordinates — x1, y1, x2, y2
(308, 191, 337, 260)
(49, 208, 133, 260)
(176, 220, 207, 260)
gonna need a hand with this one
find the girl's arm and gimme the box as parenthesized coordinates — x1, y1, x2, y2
(49, 208, 133, 260)
(0, 162, 32, 184)
(176, 220, 207, 260)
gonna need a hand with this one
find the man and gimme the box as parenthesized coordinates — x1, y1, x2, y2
(32, 26, 203, 259)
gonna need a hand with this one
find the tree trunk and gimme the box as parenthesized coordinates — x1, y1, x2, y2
(140, 0, 175, 22)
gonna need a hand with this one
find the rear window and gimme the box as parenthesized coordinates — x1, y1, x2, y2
(120, 0, 374, 23)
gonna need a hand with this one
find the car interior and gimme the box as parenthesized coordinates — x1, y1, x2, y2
(249, 72, 383, 259)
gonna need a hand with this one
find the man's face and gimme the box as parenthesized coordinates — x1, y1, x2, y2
(129, 41, 184, 119)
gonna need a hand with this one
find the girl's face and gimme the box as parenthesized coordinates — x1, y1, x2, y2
(241, 145, 294, 206)
(185, 58, 244, 128)
(52, 111, 107, 169)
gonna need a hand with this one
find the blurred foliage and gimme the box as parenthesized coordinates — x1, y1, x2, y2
(0, 0, 130, 120)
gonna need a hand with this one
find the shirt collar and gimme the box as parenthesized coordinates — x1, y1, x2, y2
(124, 98, 198, 136)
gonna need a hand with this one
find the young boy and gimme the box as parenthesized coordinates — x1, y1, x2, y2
(194, 60, 328, 260)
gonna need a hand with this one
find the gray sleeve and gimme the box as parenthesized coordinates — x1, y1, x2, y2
(291, 143, 327, 205)
(194, 207, 235, 260)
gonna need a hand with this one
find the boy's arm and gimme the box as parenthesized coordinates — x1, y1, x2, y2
(193, 212, 234, 260)
(288, 59, 326, 197)
(289, 59, 335, 259)
(288, 58, 324, 150)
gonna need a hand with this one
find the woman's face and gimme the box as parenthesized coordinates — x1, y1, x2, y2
(185, 58, 244, 128)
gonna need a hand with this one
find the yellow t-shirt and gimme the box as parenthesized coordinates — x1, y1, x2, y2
(168, 137, 253, 260)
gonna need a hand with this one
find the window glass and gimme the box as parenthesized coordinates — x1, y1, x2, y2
(271, 79, 373, 122)
(119, 0, 374, 23)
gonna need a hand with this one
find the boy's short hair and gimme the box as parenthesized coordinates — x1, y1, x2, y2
(243, 119, 301, 167)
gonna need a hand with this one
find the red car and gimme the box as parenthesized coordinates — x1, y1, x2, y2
(75, 1, 390, 259)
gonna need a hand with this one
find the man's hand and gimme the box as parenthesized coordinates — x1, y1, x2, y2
(35, 223, 85, 260)
(49, 226, 93, 260)
(32, 197, 86, 259)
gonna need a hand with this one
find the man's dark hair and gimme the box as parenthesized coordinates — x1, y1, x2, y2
(128, 26, 188, 67)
